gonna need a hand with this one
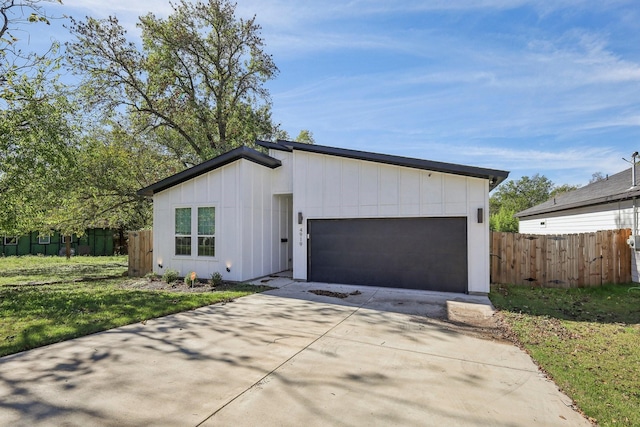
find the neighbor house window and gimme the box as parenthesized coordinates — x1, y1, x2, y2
(4, 236, 18, 245)
(38, 235, 51, 244)
(175, 207, 192, 255)
(198, 207, 215, 257)
(62, 235, 72, 243)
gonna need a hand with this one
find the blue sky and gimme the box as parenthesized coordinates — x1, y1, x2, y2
(27, 0, 640, 187)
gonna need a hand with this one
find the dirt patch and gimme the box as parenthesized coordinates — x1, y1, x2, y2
(119, 278, 219, 293)
(406, 302, 514, 343)
(308, 289, 362, 299)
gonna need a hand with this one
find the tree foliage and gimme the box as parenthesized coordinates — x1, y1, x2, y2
(295, 129, 315, 144)
(490, 174, 555, 232)
(1, 0, 61, 85)
(0, 57, 79, 235)
(1, 1, 314, 237)
(270, 128, 315, 144)
(491, 174, 554, 213)
(589, 172, 606, 184)
(550, 183, 579, 198)
(68, 124, 183, 232)
(66, 0, 278, 165)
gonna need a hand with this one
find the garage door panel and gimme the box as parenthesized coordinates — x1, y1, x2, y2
(308, 217, 467, 292)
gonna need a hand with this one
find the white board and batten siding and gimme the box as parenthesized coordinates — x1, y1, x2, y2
(285, 150, 491, 294)
(152, 159, 290, 282)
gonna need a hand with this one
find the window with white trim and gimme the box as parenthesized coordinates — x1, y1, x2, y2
(4, 236, 18, 245)
(198, 207, 215, 257)
(62, 235, 72, 243)
(38, 235, 51, 244)
(175, 207, 192, 255)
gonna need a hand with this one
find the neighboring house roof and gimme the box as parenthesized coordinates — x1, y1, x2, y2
(137, 146, 281, 197)
(516, 167, 640, 218)
(138, 140, 510, 197)
(256, 139, 510, 190)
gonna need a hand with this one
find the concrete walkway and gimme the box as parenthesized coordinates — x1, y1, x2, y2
(0, 278, 591, 426)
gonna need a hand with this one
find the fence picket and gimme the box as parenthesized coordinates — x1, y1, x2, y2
(490, 229, 631, 287)
(128, 230, 153, 277)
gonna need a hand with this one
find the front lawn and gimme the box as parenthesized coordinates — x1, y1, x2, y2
(0, 255, 129, 286)
(490, 284, 640, 427)
(0, 256, 271, 357)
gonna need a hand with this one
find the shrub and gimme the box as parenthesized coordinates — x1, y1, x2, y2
(210, 271, 223, 287)
(162, 269, 179, 284)
(145, 272, 160, 281)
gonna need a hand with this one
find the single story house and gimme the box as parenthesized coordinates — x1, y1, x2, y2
(516, 166, 640, 281)
(138, 140, 509, 294)
(0, 228, 117, 257)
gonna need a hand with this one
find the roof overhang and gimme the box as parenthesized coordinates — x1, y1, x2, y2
(516, 188, 640, 218)
(137, 146, 281, 197)
(257, 139, 509, 190)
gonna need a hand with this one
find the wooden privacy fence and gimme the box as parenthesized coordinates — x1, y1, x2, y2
(128, 230, 153, 277)
(490, 229, 632, 287)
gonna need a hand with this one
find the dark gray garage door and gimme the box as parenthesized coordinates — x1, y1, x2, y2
(308, 217, 467, 293)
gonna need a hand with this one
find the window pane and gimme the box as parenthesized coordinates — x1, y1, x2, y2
(175, 237, 192, 255)
(198, 207, 215, 235)
(198, 236, 215, 257)
(175, 208, 191, 235)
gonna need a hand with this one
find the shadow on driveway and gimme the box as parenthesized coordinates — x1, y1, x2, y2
(0, 280, 591, 427)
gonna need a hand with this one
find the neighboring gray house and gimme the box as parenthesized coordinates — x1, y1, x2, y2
(138, 140, 509, 294)
(516, 166, 639, 281)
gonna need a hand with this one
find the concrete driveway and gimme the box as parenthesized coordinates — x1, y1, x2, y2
(0, 279, 591, 427)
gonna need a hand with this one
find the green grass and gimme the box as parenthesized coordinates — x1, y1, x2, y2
(490, 284, 640, 427)
(0, 256, 271, 357)
(0, 255, 129, 286)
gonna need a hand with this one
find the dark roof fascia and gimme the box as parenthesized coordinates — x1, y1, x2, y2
(255, 140, 293, 152)
(261, 139, 509, 190)
(515, 187, 640, 218)
(137, 146, 281, 197)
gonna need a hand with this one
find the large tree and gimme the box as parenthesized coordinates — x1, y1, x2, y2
(66, 123, 183, 232)
(0, 59, 79, 236)
(66, 0, 278, 166)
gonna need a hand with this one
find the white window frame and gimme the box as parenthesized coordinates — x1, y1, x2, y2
(173, 205, 217, 258)
(38, 235, 51, 245)
(62, 235, 72, 243)
(174, 207, 192, 256)
(4, 236, 18, 246)
(197, 206, 215, 257)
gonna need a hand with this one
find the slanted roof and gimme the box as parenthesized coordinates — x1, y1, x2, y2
(516, 167, 640, 218)
(137, 146, 281, 197)
(256, 139, 509, 190)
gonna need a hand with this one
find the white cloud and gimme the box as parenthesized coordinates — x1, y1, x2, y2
(45, 0, 640, 187)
